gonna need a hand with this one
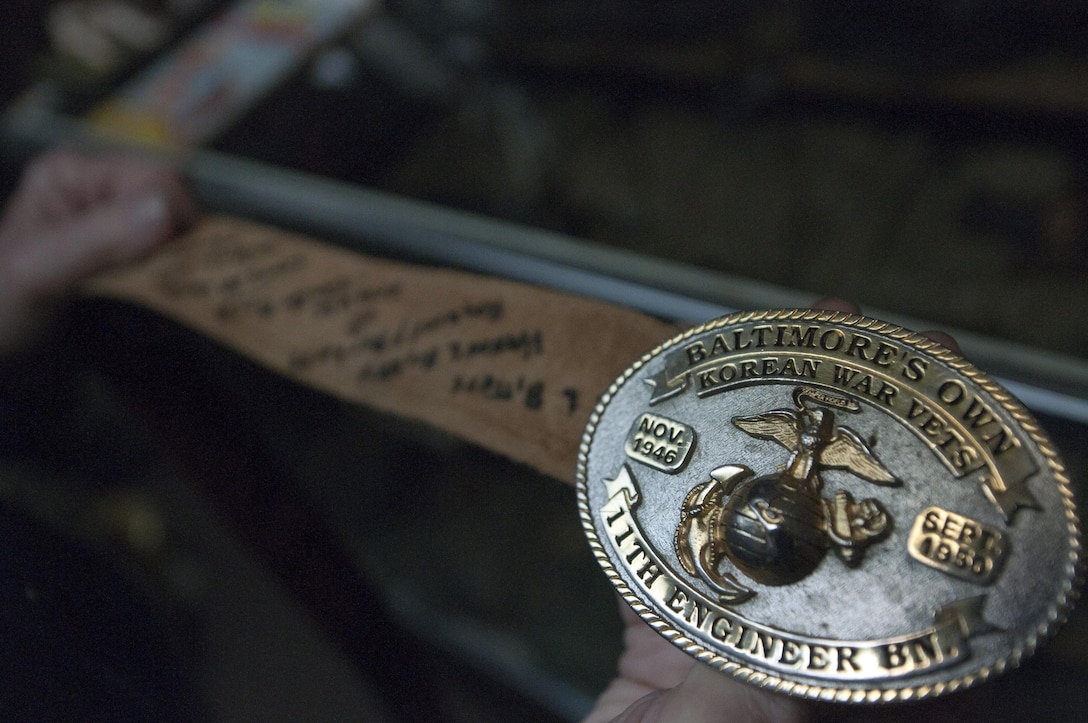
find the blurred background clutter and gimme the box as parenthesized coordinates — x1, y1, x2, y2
(2, 1, 1088, 721)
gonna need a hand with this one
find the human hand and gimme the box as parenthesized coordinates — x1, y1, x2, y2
(0, 150, 195, 352)
(583, 298, 963, 723)
(584, 598, 808, 723)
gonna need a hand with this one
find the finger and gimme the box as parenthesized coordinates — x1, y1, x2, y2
(49, 154, 191, 219)
(812, 297, 860, 314)
(920, 329, 962, 355)
(91, 159, 198, 231)
(1, 150, 89, 230)
(811, 298, 963, 356)
(614, 662, 808, 723)
(597, 602, 807, 723)
(584, 601, 697, 722)
(4, 191, 186, 301)
(116, 168, 197, 231)
(3, 152, 195, 233)
(615, 601, 694, 689)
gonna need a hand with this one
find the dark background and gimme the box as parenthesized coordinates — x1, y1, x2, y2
(2, 2, 1087, 721)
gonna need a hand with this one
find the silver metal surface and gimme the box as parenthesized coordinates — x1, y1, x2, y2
(578, 310, 1081, 702)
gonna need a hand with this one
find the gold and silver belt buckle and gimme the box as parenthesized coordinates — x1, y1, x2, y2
(578, 309, 1081, 703)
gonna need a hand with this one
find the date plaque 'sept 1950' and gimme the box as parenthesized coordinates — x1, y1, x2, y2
(577, 309, 1081, 703)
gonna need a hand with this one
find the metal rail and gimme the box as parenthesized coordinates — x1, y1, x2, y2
(5, 99, 1088, 425)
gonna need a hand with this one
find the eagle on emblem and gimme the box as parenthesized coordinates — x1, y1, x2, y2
(676, 387, 899, 603)
(733, 390, 896, 489)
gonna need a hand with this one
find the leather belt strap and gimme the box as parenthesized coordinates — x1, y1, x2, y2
(85, 215, 677, 483)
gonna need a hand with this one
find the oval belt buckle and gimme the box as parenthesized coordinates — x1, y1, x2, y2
(577, 309, 1081, 703)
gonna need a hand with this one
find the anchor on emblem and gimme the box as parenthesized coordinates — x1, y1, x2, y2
(675, 387, 899, 604)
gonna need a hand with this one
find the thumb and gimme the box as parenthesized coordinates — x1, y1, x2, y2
(615, 663, 809, 723)
(5, 193, 178, 301)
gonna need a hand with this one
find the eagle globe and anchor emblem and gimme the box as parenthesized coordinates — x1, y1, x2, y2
(675, 387, 900, 604)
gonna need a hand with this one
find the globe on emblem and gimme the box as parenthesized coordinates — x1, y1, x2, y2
(719, 472, 829, 586)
